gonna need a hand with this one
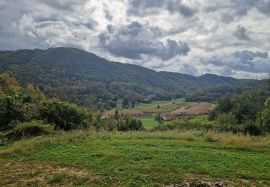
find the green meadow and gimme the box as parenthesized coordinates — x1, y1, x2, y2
(1, 130, 270, 186)
(141, 118, 160, 128)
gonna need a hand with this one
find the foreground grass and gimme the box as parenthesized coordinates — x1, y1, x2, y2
(1, 130, 270, 186)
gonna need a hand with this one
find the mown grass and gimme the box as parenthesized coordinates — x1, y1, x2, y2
(1, 130, 270, 186)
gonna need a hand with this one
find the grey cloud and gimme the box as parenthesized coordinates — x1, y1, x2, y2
(37, 0, 88, 11)
(233, 25, 251, 41)
(203, 50, 270, 75)
(0, 0, 270, 79)
(0, 0, 97, 51)
(203, 0, 270, 24)
(232, 0, 270, 16)
(99, 22, 190, 60)
(166, 1, 196, 17)
(128, 0, 196, 17)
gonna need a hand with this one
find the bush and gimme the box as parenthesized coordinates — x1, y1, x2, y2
(215, 113, 239, 133)
(154, 113, 163, 124)
(243, 120, 262, 136)
(188, 116, 214, 129)
(41, 99, 96, 131)
(6, 120, 53, 140)
(117, 118, 143, 131)
(96, 119, 118, 131)
(153, 123, 177, 131)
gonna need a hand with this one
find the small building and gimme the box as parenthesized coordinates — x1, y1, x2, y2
(101, 112, 109, 120)
(161, 113, 175, 121)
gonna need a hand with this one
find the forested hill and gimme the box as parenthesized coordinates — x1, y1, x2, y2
(0, 47, 243, 109)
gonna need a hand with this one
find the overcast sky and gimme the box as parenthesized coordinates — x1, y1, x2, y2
(0, 0, 270, 78)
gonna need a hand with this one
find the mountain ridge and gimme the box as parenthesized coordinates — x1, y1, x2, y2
(0, 47, 244, 109)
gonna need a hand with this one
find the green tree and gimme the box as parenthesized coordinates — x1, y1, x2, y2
(114, 109, 120, 121)
(260, 98, 270, 133)
(215, 113, 238, 133)
(41, 98, 95, 130)
(122, 98, 129, 109)
(154, 113, 163, 124)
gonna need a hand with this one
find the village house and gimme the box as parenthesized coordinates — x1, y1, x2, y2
(101, 112, 110, 120)
(161, 113, 175, 121)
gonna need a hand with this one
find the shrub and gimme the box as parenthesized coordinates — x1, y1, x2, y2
(154, 113, 163, 124)
(188, 116, 214, 129)
(153, 123, 177, 131)
(208, 110, 217, 121)
(96, 119, 118, 131)
(6, 120, 53, 140)
(0, 95, 25, 129)
(243, 120, 262, 136)
(117, 118, 143, 131)
(215, 113, 239, 133)
(41, 98, 96, 131)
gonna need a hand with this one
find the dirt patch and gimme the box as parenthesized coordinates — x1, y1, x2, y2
(0, 159, 104, 187)
(167, 173, 270, 187)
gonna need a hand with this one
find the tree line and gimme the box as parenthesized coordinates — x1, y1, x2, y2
(0, 74, 143, 140)
(208, 91, 270, 135)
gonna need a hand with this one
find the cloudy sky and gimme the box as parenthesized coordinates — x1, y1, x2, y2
(0, 0, 270, 78)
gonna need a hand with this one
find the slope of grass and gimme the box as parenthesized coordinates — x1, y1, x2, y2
(1, 130, 270, 186)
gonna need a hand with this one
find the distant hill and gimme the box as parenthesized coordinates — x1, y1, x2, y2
(0, 47, 258, 109)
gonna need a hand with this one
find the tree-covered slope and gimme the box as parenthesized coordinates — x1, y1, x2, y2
(0, 47, 241, 108)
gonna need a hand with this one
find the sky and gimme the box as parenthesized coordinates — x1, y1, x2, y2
(0, 0, 270, 79)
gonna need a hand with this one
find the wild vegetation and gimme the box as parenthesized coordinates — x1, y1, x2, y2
(0, 73, 97, 133)
(0, 73, 147, 141)
(208, 92, 270, 135)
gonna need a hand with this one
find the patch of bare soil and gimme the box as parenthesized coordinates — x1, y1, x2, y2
(166, 173, 270, 187)
(0, 159, 104, 187)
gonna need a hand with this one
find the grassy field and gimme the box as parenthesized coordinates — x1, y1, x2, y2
(1, 130, 270, 186)
(141, 118, 159, 128)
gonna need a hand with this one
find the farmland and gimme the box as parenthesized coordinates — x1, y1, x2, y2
(1, 130, 270, 186)
(104, 99, 214, 129)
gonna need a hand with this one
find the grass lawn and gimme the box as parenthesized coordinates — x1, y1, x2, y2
(141, 117, 159, 128)
(1, 130, 270, 186)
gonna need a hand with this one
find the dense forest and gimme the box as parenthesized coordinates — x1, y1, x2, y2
(186, 79, 270, 102)
(0, 47, 253, 110)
